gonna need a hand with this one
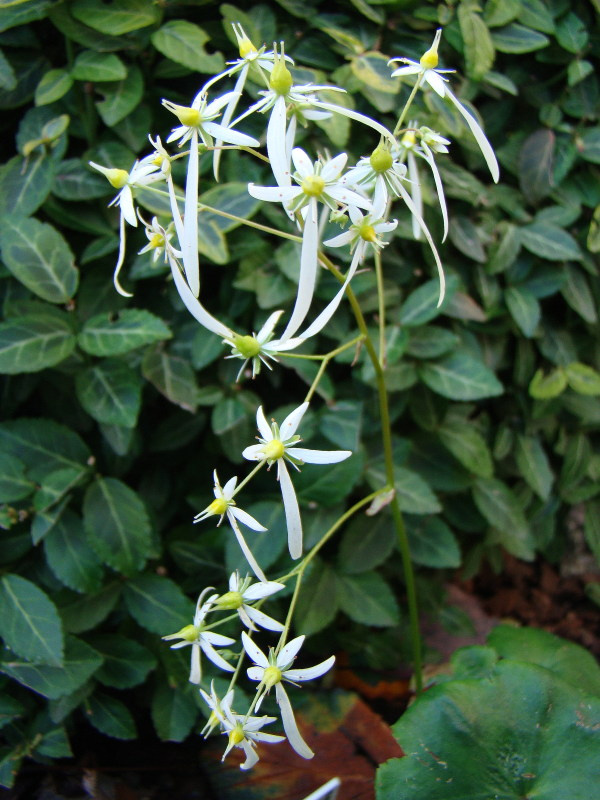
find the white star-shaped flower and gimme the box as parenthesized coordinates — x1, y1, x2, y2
(242, 403, 351, 559)
(162, 588, 235, 684)
(211, 571, 285, 632)
(194, 470, 269, 582)
(249, 148, 371, 341)
(242, 632, 335, 759)
(223, 310, 304, 380)
(389, 28, 499, 183)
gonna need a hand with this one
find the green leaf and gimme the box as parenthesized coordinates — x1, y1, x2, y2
(488, 222, 521, 274)
(338, 514, 395, 575)
(505, 286, 541, 337)
(142, 347, 198, 413)
(53, 158, 112, 201)
(515, 435, 554, 500)
(0, 453, 34, 502)
(87, 692, 136, 739)
(60, 583, 121, 635)
(91, 635, 157, 689)
(0, 216, 78, 303)
(517, 0, 555, 34)
(492, 23, 550, 53)
(71, 0, 160, 35)
(484, 0, 521, 27)
(72, 50, 127, 82)
(0, 46, 16, 91)
(44, 510, 104, 594)
(0, 313, 76, 374)
(152, 684, 198, 742)
(123, 574, 194, 635)
(406, 327, 459, 359)
(0, 154, 55, 217)
(0, 0, 52, 33)
(336, 571, 400, 627)
(295, 451, 364, 506)
(406, 516, 461, 568)
(561, 265, 597, 323)
(0, 574, 63, 666)
(78, 309, 171, 356)
(319, 401, 363, 451)
(518, 129, 554, 204)
(199, 182, 261, 233)
(419, 352, 503, 400)
(555, 12, 588, 53)
(295, 559, 339, 636)
(438, 421, 493, 478)
(0, 636, 102, 700)
(529, 367, 567, 399)
(584, 500, 600, 563)
(95, 65, 143, 127)
(76, 360, 143, 428)
(394, 467, 441, 514)
(398, 276, 459, 327)
(520, 222, 583, 261)
(35, 68, 73, 106)
(377, 660, 600, 800)
(34, 464, 87, 513)
(488, 625, 600, 697)
(458, 3, 495, 80)
(83, 477, 152, 575)
(580, 129, 600, 164)
(565, 362, 600, 396)
(151, 21, 224, 73)
(568, 60, 594, 87)
(0, 418, 90, 483)
(350, 51, 401, 93)
(472, 478, 535, 560)
(448, 216, 486, 263)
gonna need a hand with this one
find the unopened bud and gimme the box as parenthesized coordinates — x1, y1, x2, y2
(270, 43, 293, 95)
(369, 143, 393, 173)
(420, 29, 441, 70)
(234, 334, 261, 358)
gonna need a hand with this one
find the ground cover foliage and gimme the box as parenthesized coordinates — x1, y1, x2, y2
(0, 0, 599, 792)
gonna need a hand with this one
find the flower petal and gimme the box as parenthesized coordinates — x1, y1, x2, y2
(247, 666, 265, 681)
(170, 258, 233, 338)
(243, 581, 285, 601)
(268, 95, 291, 187)
(284, 654, 335, 682)
(291, 147, 313, 179)
(420, 142, 448, 242)
(242, 443, 266, 461)
(277, 634, 305, 667)
(323, 230, 353, 249)
(239, 740, 259, 770)
(280, 402, 309, 439)
(279, 197, 319, 341)
(286, 447, 351, 464)
(230, 506, 268, 532)
(326, 184, 372, 210)
(256, 405, 272, 440)
(203, 631, 236, 646)
(310, 100, 395, 143)
(321, 152, 347, 182)
(228, 514, 267, 582)
(241, 630, 269, 668)
(278, 459, 303, 559)
(119, 186, 137, 227)
(182, 129, 200, 296)
(275, 682, 314, 759)
(445, 87, 499, 182)
(257, 310, 284, 343)
(222, 476, 238, 498)
(247, 184, 300, 204)
(424, 69, 448, 98)
(244, 605, 285, 632)
(200, 640, 235, 672)
(189, 645, 202, 684)
(203, 120, 259, 147)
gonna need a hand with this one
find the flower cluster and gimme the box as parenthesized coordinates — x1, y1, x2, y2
(90, 22, 500, 776)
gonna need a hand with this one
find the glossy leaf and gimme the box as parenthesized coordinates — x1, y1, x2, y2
(0, 313, 76, 374)
(44, 510, 104, 594)
(472, 478, 535, 560)
(151, 21, 224, 73)
(419, 352, 503, 400)
(123, 574, 194, 635)
(0, 154, 55, 216)
(0, 574, 64, 666)
(78, 309, 171, 356)
(75, 360, 143, 428)
(406, 516, 461, 568)
(87, 692, 136, 739)
(336, 571, 400, 627)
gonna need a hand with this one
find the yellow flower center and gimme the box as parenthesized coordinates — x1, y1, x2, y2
(208, 497, 229, 516)
(369, 144, 393, 173)
(174, 105, 201, 127)
(229, 724, 246, 746)
(234, 334, 261, 358)
(152, 154, 164, 166)
(263, 440, 285, 460)
(401, 130, 416, 148)
(104, 168, 129, 189)
(179, 624, 200, 642)
(420, 46, 439, 70)
(359, 223, 377, 243)
(301, 175, 325, 197)
(149, 233, 164, 249)
(263, 665, 282, 689)
(215, 591, 243, 610)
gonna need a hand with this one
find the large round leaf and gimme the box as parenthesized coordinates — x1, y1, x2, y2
(376, 659, 600, 800)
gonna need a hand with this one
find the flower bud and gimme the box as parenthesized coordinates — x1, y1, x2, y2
(263, 665, 282, 689)
(233, 334, 261, 358)
(214, 591, 244, 610)
(420, 28, 441, 70)
(169, 104, 201, 127)
(177, 624, 200, 642)
(207, 497, 229, 516)
(104, 168, 129, 189)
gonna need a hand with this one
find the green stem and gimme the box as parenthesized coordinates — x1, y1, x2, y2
(320, 253, 423, 693)
(303, 334, 365, 403)
(393, 74, 424, 138)
(374, 249, 386, 367)
(232, 461, 265, 498)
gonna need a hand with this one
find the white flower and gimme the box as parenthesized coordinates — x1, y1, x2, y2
(242, 403, 351, 559)
(249, 148, 371, 341)
(194, 470, 269, 582)
(344, 142, 409, 202)
(162, 588, 235, 684)
(223, 310, 304, 380)
(89, 158, 163, 297)
(199, 681, 233, 737)
(221, 699, 285, 770)
(233, 42, 393, 188)
(242, 632, 335, 759)
(137, 212, 180, 264)
(389, 28, 499, 183)
(324, 178, 398, 268)
(211, 571, 285, 632)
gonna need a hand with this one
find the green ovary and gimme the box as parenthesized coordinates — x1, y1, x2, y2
(263, 440, 285, 460)
(301, 175, 325, 197)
